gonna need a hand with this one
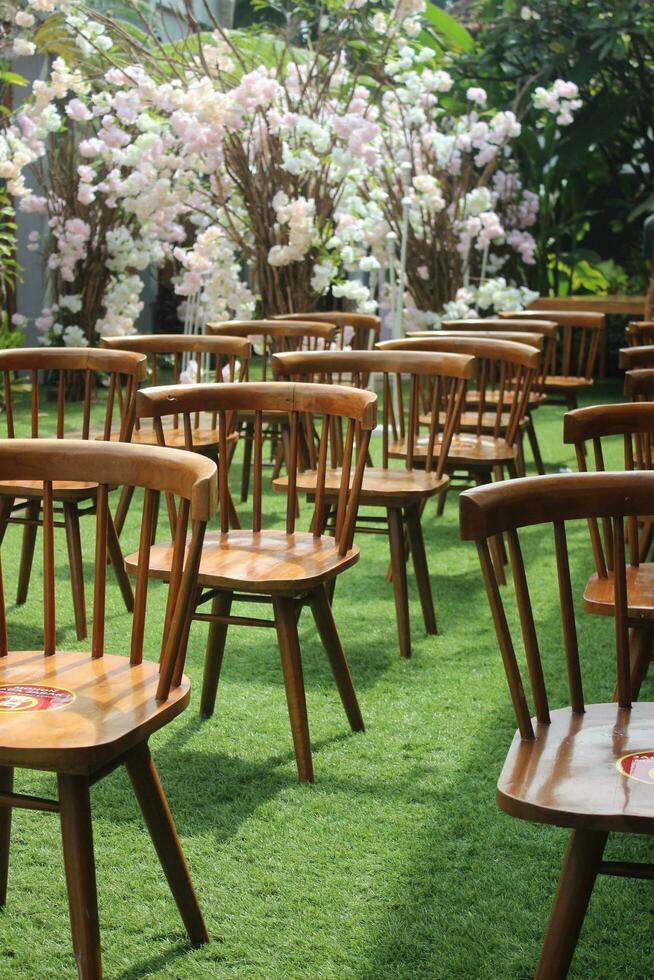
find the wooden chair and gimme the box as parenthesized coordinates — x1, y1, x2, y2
(624, 368, 654, 402)
(499, 309, 606, 410)
(271, 349, 477, 658)
(100, 334, 250, 536)
(100, 334, 250, 448)
(625, 320, 654, 347)
(619, 344, 654, 372)
(0, 348, 147, 641)
(460, 470, 654, 979)
(564, 401, 654, 696)
(128, 381, 377, 783)
(0, 438, 215, 979)
(377, 336, 538, 583)
(275, 312, 381, 351)
(207, 321, 338, 501)
(438, 322, 553, 474)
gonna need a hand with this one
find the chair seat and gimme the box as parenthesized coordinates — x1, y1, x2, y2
(0, 650, 189, 772)
(274, 467, 448, 504)
(107, 419, 237, 450)
(389, 434, 516, 464)
(467, 390, 546, 407)
(0, 479, 97, 500)
(125, 530, 360, 594)
(498, 702, 654, 832)
(583, 564, 654, 620)
(545, 375, 594, 390)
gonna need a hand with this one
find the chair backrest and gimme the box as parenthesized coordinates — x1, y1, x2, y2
(563, 401, 654, 578)
(376, 336, 539, 447)
(499, 309, 605, 380)
(271, 349, 477, 480)
(437, 330, 544, 350)
(275, 312, 381, 351)
(0, 439, 216, 699)
(101, 334, 250, 386)
(625, 320, 654, 348)
(136, 381, 377, 557)
(618, 345, 654, 371)
(460, 471, 652, 733)
(207, 320, 338, 379)
(101, 334, 251, 434)
(625, 368, 654, 401)
(0, 348, 147, 443)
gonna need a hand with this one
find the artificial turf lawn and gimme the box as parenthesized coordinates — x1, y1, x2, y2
(0, 379, 652, 979)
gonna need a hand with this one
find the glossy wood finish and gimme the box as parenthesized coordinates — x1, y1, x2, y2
(0, 438, 215, 978)
(619, 344, 654, 370)
(499, 309, 606, 408)
(625, 320, 654, 347)
(564, 401, 654, 693)
(131, 381, 376, 782)
(275, 312, 381, 350)
(208, 321, 339, 501)
(102, 334, 249, 535)
(271, 349, 476, 657)
(460, 470, 654, 978)
(624, 368, 654, 401)
(0, 348, 147, 642)
(376, 337, 538, 538)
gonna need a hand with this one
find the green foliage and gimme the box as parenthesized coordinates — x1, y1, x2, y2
(458, 0, 654, 295)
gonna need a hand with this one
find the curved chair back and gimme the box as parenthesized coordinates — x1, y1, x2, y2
(563, 401, 654, 578)
(377, 336, 539, 447)
(101, 334, 250, 386)
(137, 382, 377, 557)
(207, 321, 337, 379)
(0, 439, 216, 698)
(272, 349, 476, 480)
(275, 312, 381, 351)
(625, 368, 654, 401)
(460, 470, 654, 728)
(625, 320, 654, 348)
(0, 347, 147, 443)
(437, 330, 544, 350)
(619, 345, 654, 371)
(499, 309, 605, 381)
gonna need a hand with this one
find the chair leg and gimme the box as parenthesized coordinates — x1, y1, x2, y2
(309, 584, 364, 732)
(240, 421, 254, 503)
(0, 496, 15, 547)
(124, 742, 209, 947)
(405, 505, 438, 635)
(272, 595, 314, 783)
(106, 514, 134, 612)
(63, 503, 88, 641)
(58, 772, 102, 980)
(16, 500, 40, 605)
(387, 507, 411, 658)
(0, 766, 13, 907)
(525, 413, 545, 475)
(565, 392, 579, 412)
(113, 484, 134, 538)
(436, 483, 448, 516)
(535, 828, 608, 980)
(200, 591, 232, 718)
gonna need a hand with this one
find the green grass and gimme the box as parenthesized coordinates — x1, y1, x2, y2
(0, 380, 652, 979)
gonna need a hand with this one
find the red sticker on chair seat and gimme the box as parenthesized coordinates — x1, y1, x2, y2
(0, 685, 75, 713)
(616, 750, 654, 785)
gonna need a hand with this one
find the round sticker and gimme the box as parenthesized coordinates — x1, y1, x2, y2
(616, 750, 654, 786)
(0, 684, 75, 713)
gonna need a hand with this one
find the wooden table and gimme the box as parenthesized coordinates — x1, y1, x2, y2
(529, 296, 647, 377)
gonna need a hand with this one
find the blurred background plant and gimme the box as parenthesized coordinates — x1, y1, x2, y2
(454, 0, 654, 297)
